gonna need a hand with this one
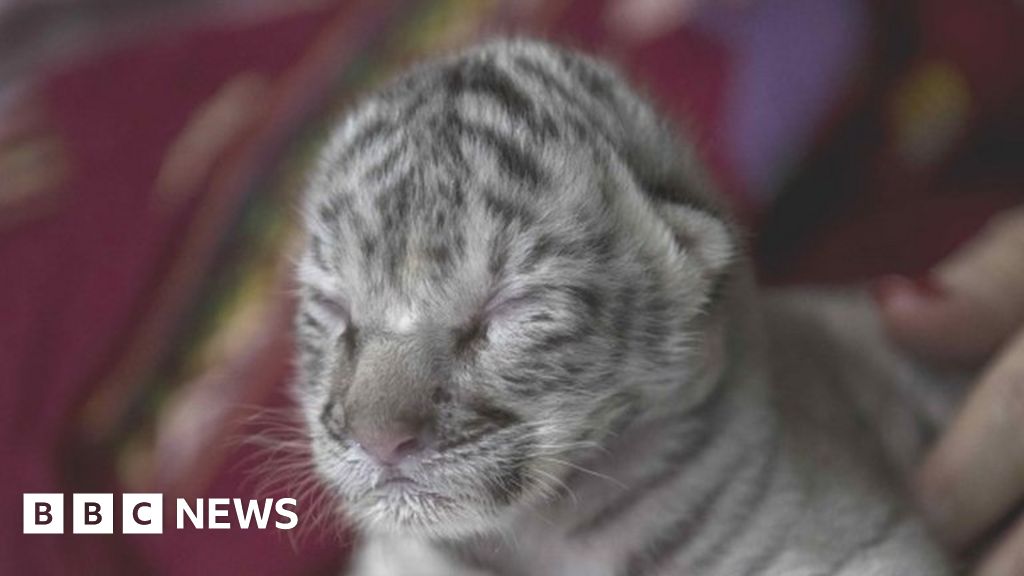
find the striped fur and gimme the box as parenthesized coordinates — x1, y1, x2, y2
(292, 39, 956, 575)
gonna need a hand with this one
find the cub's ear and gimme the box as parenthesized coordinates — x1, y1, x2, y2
(601, 142, 737, 287)
(656, 201, 736, 281)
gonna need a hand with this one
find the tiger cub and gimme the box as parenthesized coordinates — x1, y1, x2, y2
(293, 39, 956, 575)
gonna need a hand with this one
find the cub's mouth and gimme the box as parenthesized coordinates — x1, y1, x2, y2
(373, 474, 417, 489)
(348, 470, 497, 536)
(311, 418, 550, 537)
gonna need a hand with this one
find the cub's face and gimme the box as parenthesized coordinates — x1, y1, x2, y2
(293, 69, 731, 539)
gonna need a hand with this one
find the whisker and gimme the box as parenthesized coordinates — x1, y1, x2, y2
(530, 468, 579, 509)
(538, 456, 628, 490)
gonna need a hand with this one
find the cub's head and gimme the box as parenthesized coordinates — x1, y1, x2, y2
(293, 47, 736, 538)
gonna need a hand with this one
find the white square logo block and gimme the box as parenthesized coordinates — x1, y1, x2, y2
(73, 493, 113, 534)
(23, 493, 63, 534)
(122, 493, 163, 534)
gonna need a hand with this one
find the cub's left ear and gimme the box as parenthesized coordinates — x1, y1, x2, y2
(657, 202, 736, 281)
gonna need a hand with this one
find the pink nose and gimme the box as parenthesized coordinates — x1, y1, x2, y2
(352, 425, 429, 465)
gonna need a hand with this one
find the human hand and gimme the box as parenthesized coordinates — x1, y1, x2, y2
(875, 206, 1024, 576)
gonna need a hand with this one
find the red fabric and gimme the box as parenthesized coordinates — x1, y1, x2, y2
(549, 0, 748, 218)
(757, 0, 1024, 283)
(1, 5, 346, 575)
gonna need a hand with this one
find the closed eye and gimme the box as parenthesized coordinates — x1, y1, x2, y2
(307, 289, 352, 334)
(483, 286, 545, 321)
(453, 288, 539, 355)
(453, 315, 489, 355)
(484, 283, 593, 323)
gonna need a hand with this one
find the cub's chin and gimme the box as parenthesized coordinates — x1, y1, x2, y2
(348, 481, 508, 539)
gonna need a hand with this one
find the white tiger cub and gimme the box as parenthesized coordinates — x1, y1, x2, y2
(293, 39, 959, 575)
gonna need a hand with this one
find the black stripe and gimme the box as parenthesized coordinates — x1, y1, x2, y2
(821, 507, 904, 575)
(591, 227, 617, 264)
(562, 284, 603, 317)
(294, 338, 325, 362)
(521, 235, 557, 271)
(309, 236, 330, 270)
(527, 326, 593, 353)
(445, 177, 466, 209)
(520, 235, 589, 272)
(436, 402, 522, 453)
(570, 388, 726, 537)
(511, 54, 599, 142)
(450, 61, 535, 124)
(520, 283, 602, 313)
(319, 397, 346, 444)
(295, 350, 324, 386)
(498, 372, 532, 386)
(337, 116, 392, 165)
(297, 310, 328, 335)
(452, 313, 487, 357)
(307, 290, 346, 319)
(363, 140, 407, 182)
(736, 529, 789, 576)
(487, 223, 512, 277)
(359, 236, 377, 263)
(459, 121, 546, 189)
(687, 438, 782, 573)
(481, 188, 535, 227)
(374, 170, 414, 282)
(557, 51, 618, 109)
(425, 242, 455, 271)
(570, 428, 711, 537)
(436, 110, 469, 173)
(620, 458, 740, 576)
(560, 394, 642, 486)
(432, 207, 449, 231)
(514, 55, 586, 113)
(398, 86, 431, 122)
(528, 311, 555, 323)
(608, 286, 634, 365)
(316, 194, 351, 223)
(470, 400, 521, 429)
(342, 324, 359, 358)
(492, 441, 532, 505)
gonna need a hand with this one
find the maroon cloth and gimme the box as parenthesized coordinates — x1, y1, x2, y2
(0, 5, 347, 575)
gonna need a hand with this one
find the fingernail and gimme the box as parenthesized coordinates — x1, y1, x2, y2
(908, 274, 945, 298)
(871, 274, 945, 305)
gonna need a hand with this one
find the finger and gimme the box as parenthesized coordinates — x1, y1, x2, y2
(874, 274, 999, 364)
(976, 513, 1024, 576)
(916, 328, 1024, 547)
(876, 206, 1024, 365)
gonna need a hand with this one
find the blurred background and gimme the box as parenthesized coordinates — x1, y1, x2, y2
(0, 0, 1021, 574)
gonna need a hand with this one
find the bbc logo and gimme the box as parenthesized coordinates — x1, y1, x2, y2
(23, 493, 163, 534)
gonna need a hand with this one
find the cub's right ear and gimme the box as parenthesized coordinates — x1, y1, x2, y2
(655, 202, 736, 282)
